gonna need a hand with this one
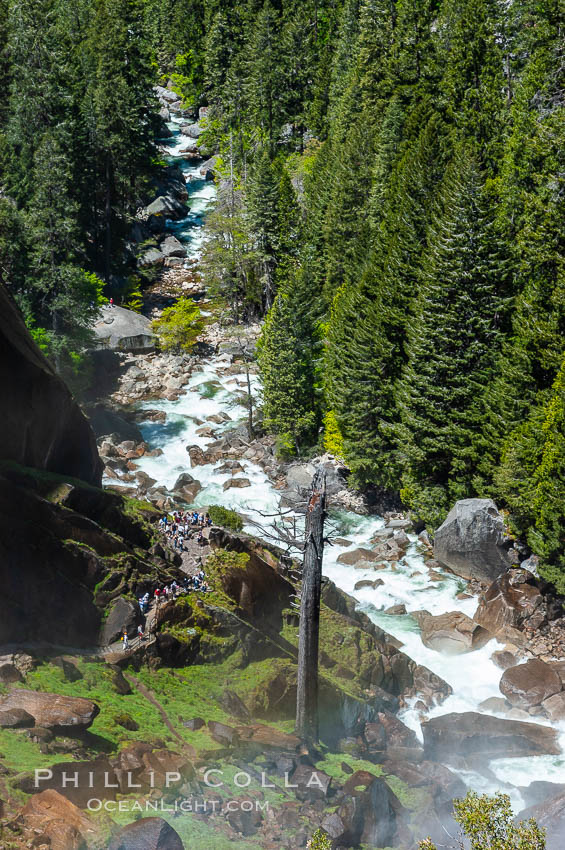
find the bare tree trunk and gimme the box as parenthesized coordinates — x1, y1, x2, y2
(296, 469, 326, 747)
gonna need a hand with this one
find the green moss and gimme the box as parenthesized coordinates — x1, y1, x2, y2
(384, 774, 433, 813)
(315, 752, 383, 784)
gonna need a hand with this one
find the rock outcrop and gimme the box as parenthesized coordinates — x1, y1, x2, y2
(0, 690, 99, 730)
(519, 791, 565, 848)
(93, 305, 156, 352)
(14, 790, 101, 850)
(499, 659, 562, 708)
(434, 499, 512, 581)
(422, 711, 560, 763)
(474, 568, 547, 642)
(108, 817, 184, 850)
(0, 284, 102, 486)
(415, 610, 491, 655)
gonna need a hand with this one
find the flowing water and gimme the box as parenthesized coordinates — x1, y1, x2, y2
(136, 122, 565, 812)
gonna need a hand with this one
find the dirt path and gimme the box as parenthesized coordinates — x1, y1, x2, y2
(123, 672, 190, 748)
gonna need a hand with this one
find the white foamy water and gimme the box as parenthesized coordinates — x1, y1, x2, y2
(125, 121, 565, 817)
(132, 358, 565, 809)
(160, 119, 216, 260)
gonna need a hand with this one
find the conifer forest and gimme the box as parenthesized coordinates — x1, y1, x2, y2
(0, 0, 564, 584)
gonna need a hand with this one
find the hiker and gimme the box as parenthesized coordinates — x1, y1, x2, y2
(137, 624, 144, 641)
(110, 297, 114, 308)
(122, 629, 129, 651)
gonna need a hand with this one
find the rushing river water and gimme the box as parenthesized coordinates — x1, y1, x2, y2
(138, 120, 565, 812)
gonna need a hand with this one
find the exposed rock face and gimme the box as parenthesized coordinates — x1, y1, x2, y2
(422, 711, 561, 763)
(286, 455, 349, 498)
(337, 547, 382, 565)
(93, 305, 156, 352)
(207, 528, 293, 622)
(0, 707, 35, 728)
(108, 817, 184, 850)
(434, 499, 512, 581)
(474, 569, 545, 641)
(0, 285, 102, 486)
(171, 472, 202, 501)
(415, 610, 491, 655)
(499, 659, 562, 708)
(15, 790, 100, 850)
(0, 690, 99, 730)
(86, 403, 143, 443)
(100, 596, 141, 644)
(542, 692, 565, 721)
(519, 792, 565, 849)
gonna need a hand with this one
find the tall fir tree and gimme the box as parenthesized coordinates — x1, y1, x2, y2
(396, 150, 509, 528)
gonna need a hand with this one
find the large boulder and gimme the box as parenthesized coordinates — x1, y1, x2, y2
(0, 690, 99, 730)
(0, 285, 102, 486)
(422, 711, 561, 763)
(434, 499, 512, 581)
(337, 547, 382, 565)
(93, 306, 156, 353)
(180, 121, 203, 138)
(0, 707, 35, 728)
(286, 455, 349, 498)
(138, 247, 165, 268)
(101, 596, 141, 645)
(415, 610, 491, 655)
(171, 472, 202, 501)
(15, 790, 100, 850)
(145, 194, 186, 220)
(499, 659, 562, 708)
(160, 235, 186, 258)
(474, 569, 545, 641)
(108, 817, 184, 850)
(199, 156, 218, 180)
(519, 792, 565, 849)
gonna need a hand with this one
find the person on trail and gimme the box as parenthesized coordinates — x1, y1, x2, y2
(110, 297, 114, 308)
(122, 629, 129, 651)
(137, 624, 144, 641)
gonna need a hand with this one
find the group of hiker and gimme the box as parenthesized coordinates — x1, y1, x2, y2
(120, 509, 216, 652)
(158, 510, 213, 550)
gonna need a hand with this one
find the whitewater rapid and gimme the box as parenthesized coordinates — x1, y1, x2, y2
(134, 121, 565, 811)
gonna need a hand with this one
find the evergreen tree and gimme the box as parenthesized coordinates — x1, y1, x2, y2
(89, 0, 157, 281)
(325, 111, 447, 490)
(258, 270, 319, 455)
(246, 1, 284, 148)
(246, 147, 280, 311)
(396, 151, 509, 528)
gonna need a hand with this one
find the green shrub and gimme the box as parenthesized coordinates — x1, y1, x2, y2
(152, 297, 205, 351)
(208, 505, 244, 532)
(419, 791, 545, 850)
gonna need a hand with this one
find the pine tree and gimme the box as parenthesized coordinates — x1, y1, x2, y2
(258, 270, 319, 456)
(246, 147, 280, 311)
(396, 150, 509, 528)
(88, 0, 157, 281)
(246, 1, 284, 148)
(325, 111, 447, 490)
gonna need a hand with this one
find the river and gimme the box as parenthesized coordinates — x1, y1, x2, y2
(138, 118, 565, 812)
